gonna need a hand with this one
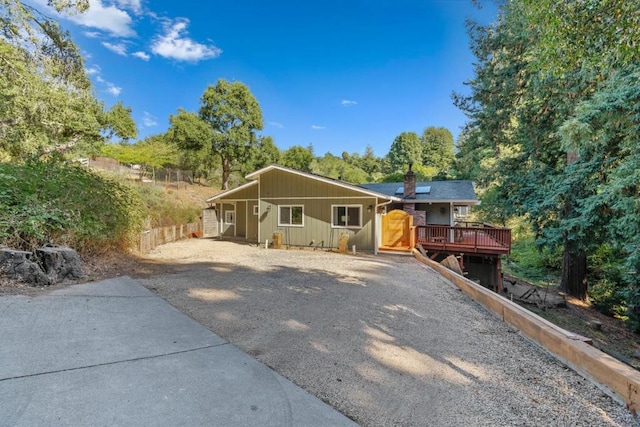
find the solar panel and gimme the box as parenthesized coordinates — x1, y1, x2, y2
(395, 186, 431, 194)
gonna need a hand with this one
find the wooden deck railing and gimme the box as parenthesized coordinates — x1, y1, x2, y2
(416, 224, 511, 255)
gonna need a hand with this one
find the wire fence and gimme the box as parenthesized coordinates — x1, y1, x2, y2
(88, 157, 195, 189)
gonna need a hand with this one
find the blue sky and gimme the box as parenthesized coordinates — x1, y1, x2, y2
(44, 0, 497, 157)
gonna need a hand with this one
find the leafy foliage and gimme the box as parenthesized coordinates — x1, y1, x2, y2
(167, 80, 264, 190)
(421, 126, 455, 176)
(387, 132, 422, 172)
(455, 0, 640, 328)
(199, 79, 264, 189)
(281, 145, 313, 172)
(0, 1, 136, 160)
(311, 153, 369, 183)
(0, 160, 145, 254)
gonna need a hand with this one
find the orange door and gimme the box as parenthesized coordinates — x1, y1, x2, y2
(381, 209, 413, 248)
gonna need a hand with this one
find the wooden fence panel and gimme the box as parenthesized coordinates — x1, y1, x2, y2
(137, 221, 202, 254)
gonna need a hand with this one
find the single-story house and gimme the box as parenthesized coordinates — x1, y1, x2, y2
(204, 164, 479, 253)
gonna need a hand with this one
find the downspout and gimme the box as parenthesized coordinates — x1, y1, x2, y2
(257, 178, 261, 244)
(374, 198, 394, 255)
(218, 202, 222, 240)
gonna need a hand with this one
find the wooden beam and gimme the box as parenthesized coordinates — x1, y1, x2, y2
(413, 249, 640, 415)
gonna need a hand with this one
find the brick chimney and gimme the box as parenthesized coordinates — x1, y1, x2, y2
(403, 163, 416, 199)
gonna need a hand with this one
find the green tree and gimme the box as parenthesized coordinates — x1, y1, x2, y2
(166, 109, 214, 179)
(103, 102, 137, 142)
(198, 79, 264, 189)
(360, 145, 382, 176)
(455, 0, 640, 307)
(557, 66, 640, 329)
(0, 1, 134, 159)
(245, 135, 280, 173)
(421, 126, 454, 175)
(311, 153, 368, 183)
(387, 132, 422, 172)
(282, 145, 313, 172)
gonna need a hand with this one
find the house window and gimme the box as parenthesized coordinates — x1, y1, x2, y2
(278, 205, 304, 227)
(253, 205, 259, 215)
(332, 205, 362, 228)
(225, 211, 235, 225)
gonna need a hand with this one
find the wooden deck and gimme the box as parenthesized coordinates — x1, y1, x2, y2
(416, 224, 511, 256)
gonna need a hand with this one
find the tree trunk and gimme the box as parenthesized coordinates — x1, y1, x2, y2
(221, 157, 231, 190)
(559, 150, 588, 300)
(560, 247, 587, 300)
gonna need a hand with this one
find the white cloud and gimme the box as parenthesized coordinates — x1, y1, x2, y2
(311, 125, 326, 130)
(151, 18, 222, 63)
(341, 99, 358, 106)
(69, 0, 135, 37)
(142, 112, 157, 127)
(85, 65, 101, 75)
(116, 0, 142, 15)
(92, 73, 121, 96)
(268, 121, 284, 129)
(106, 83, 122, 96)
(102, 41, 128, 56)
(132, 51, 150, 61)
(84, 31, 101, 38)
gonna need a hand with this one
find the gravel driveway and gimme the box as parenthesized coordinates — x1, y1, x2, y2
(139, 239, 635, 426)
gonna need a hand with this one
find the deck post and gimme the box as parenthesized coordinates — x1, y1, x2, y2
(496, 257, 503, 294)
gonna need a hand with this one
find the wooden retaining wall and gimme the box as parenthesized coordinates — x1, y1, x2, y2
(138, 222, 201, 254)
(413, 249, 640, 415)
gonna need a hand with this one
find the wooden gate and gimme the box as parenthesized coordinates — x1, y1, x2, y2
(381, 209, 414, 249)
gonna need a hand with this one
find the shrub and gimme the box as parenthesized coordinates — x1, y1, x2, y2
(0, 160, 145, 254)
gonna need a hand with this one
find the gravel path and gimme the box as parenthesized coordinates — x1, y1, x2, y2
(139, 239, 636, 426)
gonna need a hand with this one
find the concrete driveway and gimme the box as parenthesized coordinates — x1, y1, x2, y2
(0, 277, 355, 426)
(139, 240, 635, 426)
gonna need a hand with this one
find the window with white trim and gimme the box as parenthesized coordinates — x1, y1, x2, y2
(332, 205, 362, 228)
(225, 211, 235, 225)
(278, 205, 304, 226)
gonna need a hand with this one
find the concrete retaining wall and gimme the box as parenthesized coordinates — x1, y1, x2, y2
(413, 249, 640, 415)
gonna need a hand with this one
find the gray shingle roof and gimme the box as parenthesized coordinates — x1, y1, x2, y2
(358, 180, 478, 203)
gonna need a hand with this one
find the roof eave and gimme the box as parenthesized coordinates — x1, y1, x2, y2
(246, 164, 401, 201)
(205, 181, 258, 202)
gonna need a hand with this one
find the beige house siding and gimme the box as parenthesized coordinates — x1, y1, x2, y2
(260, 169, 368, 199)
(259, 197, 377, 250)
(211, 166, 395, 252)
(417, 203, 451, 225)
(247, 201, 259, 241)
(236, 201, 247, 237)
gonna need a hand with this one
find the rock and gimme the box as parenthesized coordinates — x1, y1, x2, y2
(36, 246, 84, 283)
(589, 320, 603, 331)
(0, 248, 53, 286)
(0, 246, 84, 287)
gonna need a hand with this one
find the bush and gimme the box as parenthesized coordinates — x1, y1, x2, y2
(131, 184, 200, 228)
(587, 245, 628, 319)
(506, 233, 562, 285)
(0, 160, 145, 254)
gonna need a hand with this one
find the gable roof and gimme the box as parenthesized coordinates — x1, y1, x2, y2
(359, 180, 479, 204)
(206, 180, 257, 202)
(207, 165, 402, 203)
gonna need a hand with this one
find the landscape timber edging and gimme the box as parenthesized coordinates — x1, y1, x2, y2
(412, 249, 640, 415)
